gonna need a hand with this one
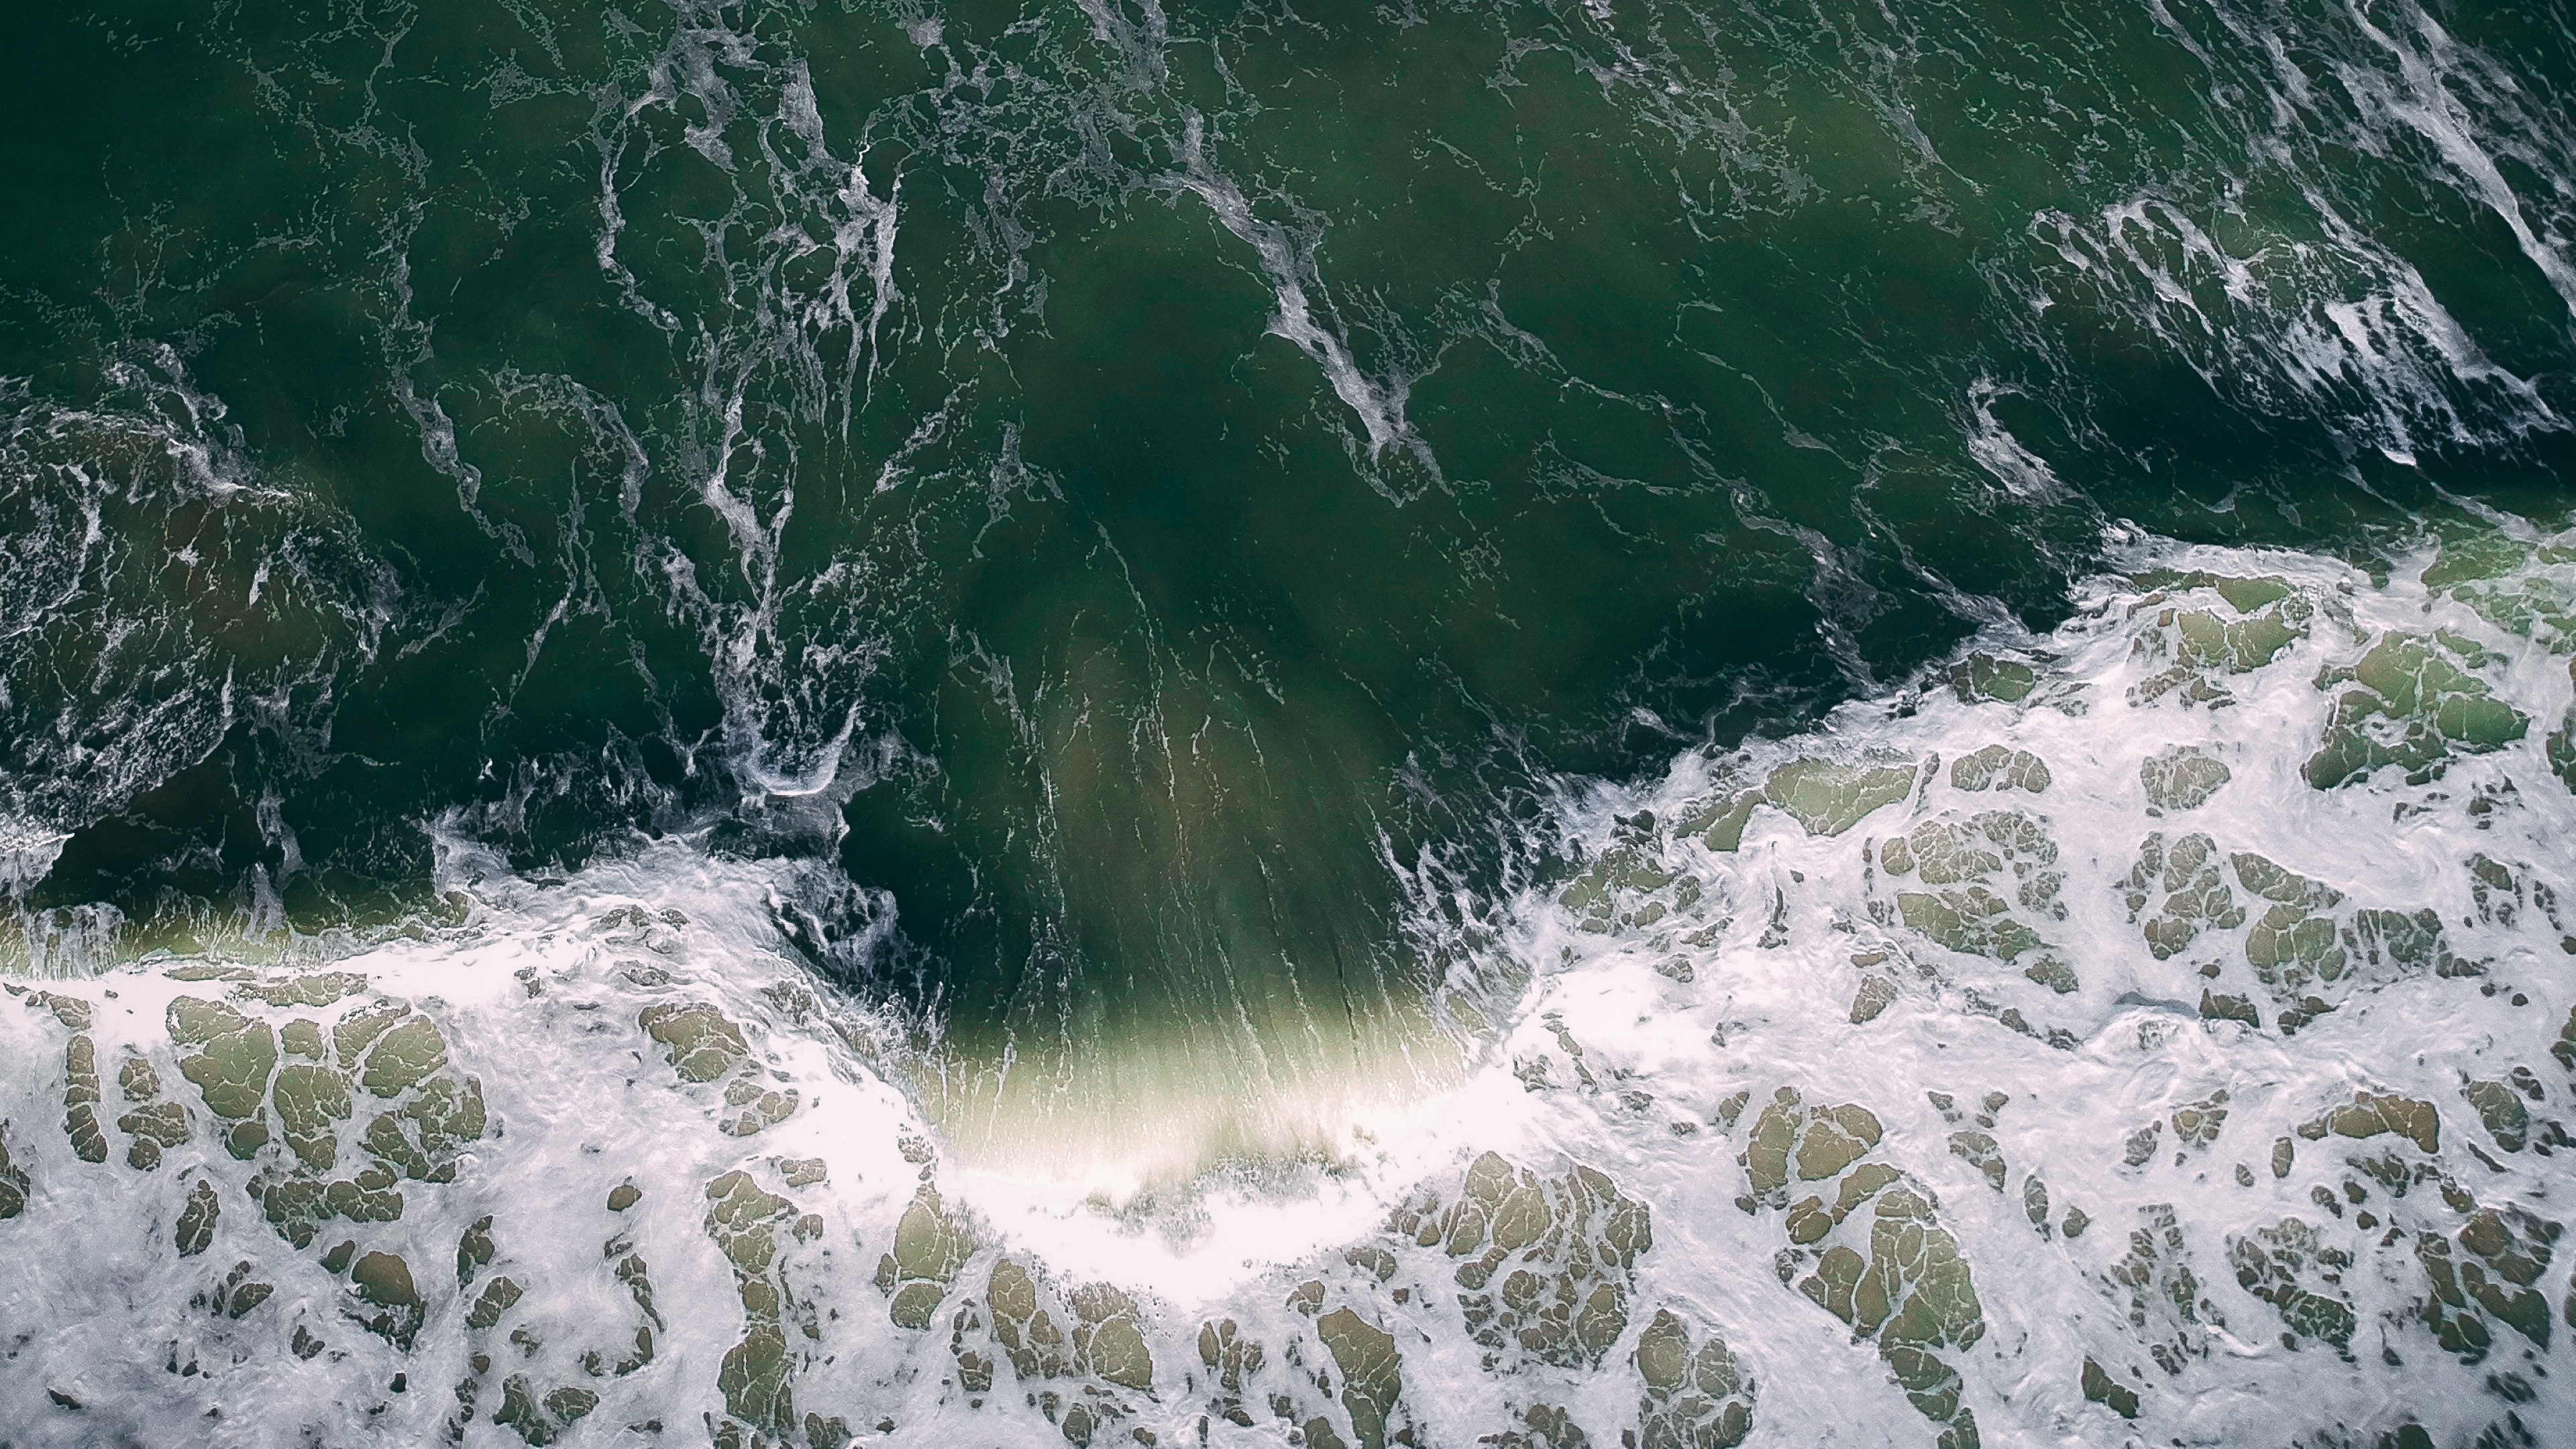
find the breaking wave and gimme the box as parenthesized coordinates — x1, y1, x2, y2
(7, 519, 2575, 1447)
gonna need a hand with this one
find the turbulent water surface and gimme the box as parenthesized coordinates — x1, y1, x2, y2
(2, 0, 2575, 1445)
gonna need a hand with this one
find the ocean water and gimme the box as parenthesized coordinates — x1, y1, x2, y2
(1, 1, 2573, 1446)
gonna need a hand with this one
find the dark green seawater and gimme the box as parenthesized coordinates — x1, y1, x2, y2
(3, 0, 2571, 1169)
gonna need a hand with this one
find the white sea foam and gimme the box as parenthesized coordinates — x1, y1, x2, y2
(4, 525, 2574, 1448)
(1165, 113, 1446, 499)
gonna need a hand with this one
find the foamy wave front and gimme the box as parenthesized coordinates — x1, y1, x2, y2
(3, 524, 2574, 1448)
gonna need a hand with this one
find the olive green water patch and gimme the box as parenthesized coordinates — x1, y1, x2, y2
(1633, 1308, 1754, 1448)
(1318, 1307, 1401, 1449)
(1558, 847, 1702, 934)
(2420, 534, 2533, 594)
(2139, 747, 2231, 813)
(492, 1375, 546, 1446)
(1479, 1403, 1587, 1449)
(29, 991, 93, 1031)
(2421, 1203, 2560, 1359)
(2305, 633, 2527, 788)
(458, 1216, 494, 1286)
(2126, 584, 2312, 707)
(466, 1275, 523, 1332)
(2021, 1178, 2050, 1239)
(2546, 665, 2576, 796)
(211, 1260, 274, 1320)
(1879, 821, 1996, 886)
(247, 1169, 404, 1248)
(2430, 529, 2576, 652)
(1385, 1152, 1650, 1369)
(2463, 1073, 2542, 1152)
(545, 1386, 596, 1426)
(943, 1289, 989, 1392)
(1949, 746, 2049, 794)
(111, 1046, 188, 1169)
(409, 1075, 485, 1155)
(2171, 1093, 2229, 1151)
(964, 1260, 1147, 1440)
(720, 1075, 800, 1136)
(1850, 975, 1897, 1023)
(168, 996, 279, 1127)
(1682, 791, 1763, 853)
(641, 1002, 751, 1083)
(331, 1001, 406, 1068)
(117, 1101, 189, 1171)
(1195, 1316, 1265, 1395)
(273, 1063, 352, 1173)
(492, 1373, 597, 1447)
(1950, 655, 2037, 705)
(176, 1177, 219, 1255)
(2021, 957, 2079, 994)
(2121, 833, 2244, 961)
(0, 1120, 28, 1218)
(2196, 855, 2475, 1030)
(1801, 1109, 1886, 1183)
(2111, 1205, 2225, 1373)
(357, 1016, 447, 1097)
(1947, 1132, 2005, 1191)
(58, 1031, 97, 1095)
(876, 1182, 971, 1329)
(62, 1034, 106, 1163)
(2079, 1357, 2141, 1419)
(2232, 853, 2346, 1000)
(1782, 1163, 1905, 1249)
(705, 1169, 812, 1434)
(708, 1171, 796, 1283)
(279, 1019, 325, 1060)
(1738, 1091, 1883, 1204)
(2345, 908, 2472, 979)
(2128, 572, 2297, 616)
(347, 1249, 423, 1347)
(236, 973, 368, 1010)
(2300, 1093, 2440, 1154)
(1067, 1283, 1152, 1389)
(2550, 1000, 2576, 1079)
(2225, 1217, 2359, 1350)
(117, 1054, 156, 1103)
(1743, 1089, 1983, 1442)
(616, 1251, 663, 1333)
(987, 1258, 1072, 1379)
(362, 1074, 486, 1184)
(2454, 574, 2576, 655)
(1867, 1190, 1986, 1393)
(1896, 889, 2045, 964)
(1765, 759, 1923, 838)
(1876, 811, 2065, 977)
(2467, 854, 2566, 934)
